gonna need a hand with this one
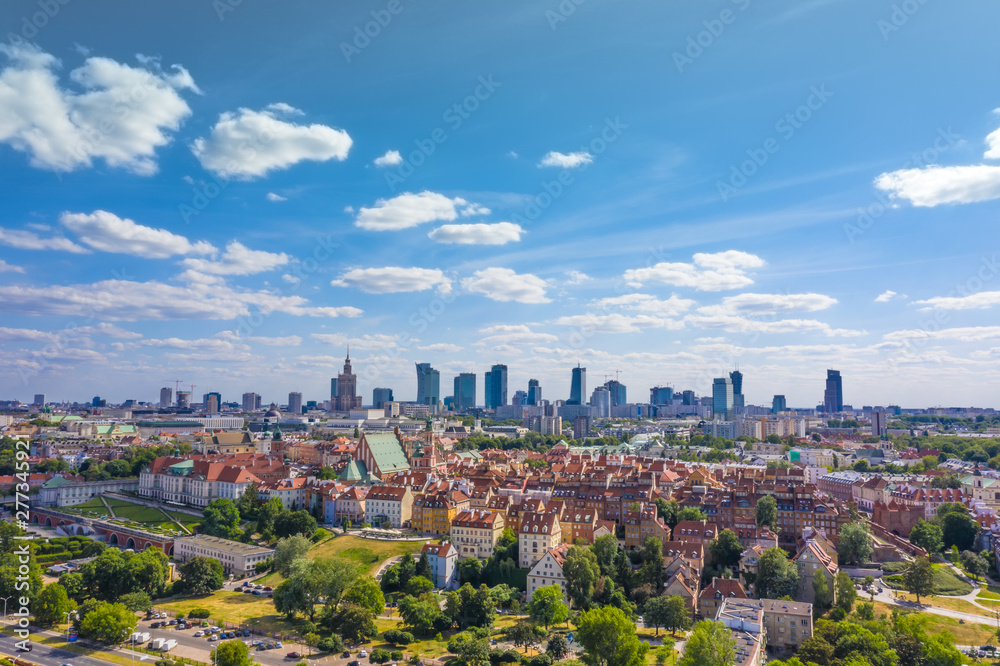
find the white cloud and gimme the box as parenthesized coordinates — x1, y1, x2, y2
(475, 324, 558, 348)
(875, 290, 901, 303)
(215, 330, 302, 347)
(0, 226, 89, 254)
(685, 312, 865, 337)
(191, 104, 352, 179)
(0, 259, 24, 273)
(702, 292, 837, 316)
(266, 192, 287, 202)
(565, 270, 591, 285)
(555, 313, 684, 333)
(417, 343, 463, 353)
(354, 191, 473, 231)
(282, 274, 301, 285)
(331, 266, 452, 294)
(180, 240, 289, 277)
(0, 279, 361, 321)
(913, 291, 1000, 311)
(0, 45, 198, 174)
(311, 332, 406, 350)
(428, 222, 523, 245)
(884, 326, 1000, 343)
(60, 210, 215, 258)
(373, 150, 402, 167)
(590, 293, 696, 316)
(874, 165, 1000, 207)
(460, 204, 490, 217)
(461, 267, 550, 304)
(538, 151, 593, 169)
(623, 250, 765, 291)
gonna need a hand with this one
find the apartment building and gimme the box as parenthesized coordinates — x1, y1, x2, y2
(519, 511, 562, 569)
(173, 534, 274, 578)
(450, 509, 505, 559)
(365, 485, 413, 528)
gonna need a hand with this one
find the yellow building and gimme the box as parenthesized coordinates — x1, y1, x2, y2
(412, 489, 470, 535)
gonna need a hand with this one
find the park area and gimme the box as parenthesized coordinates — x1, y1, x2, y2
(59, 496, 201, 536)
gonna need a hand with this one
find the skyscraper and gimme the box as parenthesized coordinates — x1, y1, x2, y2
(591, 386, 611, 417)
(712, 377, 733, 420)
(204, 392, 222, 414)
(453, 373, 476, 412)
(487, 364, 508, 409)
(484, 371, 492, 410)
(330, 378, 338, 404)
(824, 369, 843, 413)
(373, 388, 394, 409)
(512, 390, 528, 406)
(416, 363, 440, 406)
(650, 386, 673, 405)
(159, 387, 172, 409)
(772, 394, 786, 414)
(603, 380, 627, 406)
(176, 391, 190, 409)
(288, 392, 303, 414)
(729, 370, 744, 411)
(335, 351, 363, 411)
(872, 410, 887, 438)
(527, 379, 541, 405)
(568, 365, 586, 405)
(682, 390, 695, 406)
(33, 394, 45, 406)
(242, 392, 259, 412)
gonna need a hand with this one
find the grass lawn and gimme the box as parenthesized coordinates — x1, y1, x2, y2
(155, 590, 291, 635)
(884, 565, 973, 596)
(872, 601, 998, 645)
(308, 534, 429, 574)
(164, 509, 202, 526)
(114, 503, 171, 524)
(895, 592, 995, 617)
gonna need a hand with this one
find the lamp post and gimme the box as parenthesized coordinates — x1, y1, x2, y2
(1, 596, 12, 629)
(64, 610, 77, 643)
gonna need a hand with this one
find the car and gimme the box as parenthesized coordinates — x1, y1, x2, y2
(342, 651, 352, 658)
(60, 663, 74, 666)
(243, 588, 252, 593)
(266, 643, 276, 649)
(252, 590, 261, 595)
(348, 661, 361, 666)
(194, 631, 204, 637)
(263, 586, 273, 591)
(275, 641, 283, 648)
(243, 581, 252, 587)
(257, 646, 267, 652)
(202, 621, 210, 627)
(252, 641, 264, 646)
(286, 652, 301, 659)
(167, 619, 177, 625)
(150, 622, 160, 629)
(358, 649, 367, 657)
(254, 584, 263, 589)
(243, 630, 251, 637)
(208, 635, 219, 642)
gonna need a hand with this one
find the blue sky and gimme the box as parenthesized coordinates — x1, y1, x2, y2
(2, 0, 1000, 409)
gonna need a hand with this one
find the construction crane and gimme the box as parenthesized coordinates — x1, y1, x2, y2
(163, 379, 183, 393)
(188, 384, 197, 395)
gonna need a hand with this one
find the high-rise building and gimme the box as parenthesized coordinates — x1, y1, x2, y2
(650, 386, 674, 405)
(603, 380, 627, 406)
(824, 369, 843, 413)
(573, 415, 591, 439)
(176, 391, 191, 409)
(591, 386, 611, 417)
(772, 394, 786, 414)
(527, 379, 541, 405)
(485, 371, 493, 410)
(682, 390, 695, 406)
(453, 373, 476, 412)
(288, 392, 303, 414)
(512, 390, 528, 406)
(415, 363, 440, 406)
(872, 410, 888, 438)
(204, 392, 222, 414)
(242, 392, 259, 412)
(32, 394, 45, 406)
(729, 370, 744, 411)
(712, 377, 733, 420)
(372, 388, 394, 409)
(568, 365, 586, 405)
(487, 364, 508, 409)
(92, 396, 107, 408)
(330, 378, 338, 404)
(335, 351, 363, 411)
(159, 387, 172, 409)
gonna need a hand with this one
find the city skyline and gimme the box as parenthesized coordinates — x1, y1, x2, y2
(2, 2, 1000, 408)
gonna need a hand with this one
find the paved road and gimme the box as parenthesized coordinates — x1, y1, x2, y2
(0, 628, 116, 666)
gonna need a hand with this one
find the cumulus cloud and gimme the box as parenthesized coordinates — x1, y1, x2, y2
(191, 104, 352, 179)
(875, 290, 901, 302)
(354, 191, 474, 231)
(475, 324, 558, 347)
(623, 250, 765, 291)
(311, 332, 406, 350)
(913, 291, 1000, 311)
(417, 343, 463, 352)
(590, 293, 696, 316)
(565, 270, 592, 285)
(538, 151, 593, 168)
(701, 292, 837, 316)
(884, 326, 1000, 343)
(461, 267, 550, 303)
(373, 150, 402, 167)
(685, 312, 865, 337)
(874, 165, 1000, 207)
(427, 222, 523, 245)
(60, 210, 215, 258)
(0, 259, 24, 273)
(986, 111, 1000, 159)
(0, 226, 89, 254)
(180, 241, 289, 277)
(331, 266, 452, 294)
(0, 45, 198, 174)
(215, 330, 302, 347)
(0, 279, 361, 321)
(555, 313, 684, 333)
(266, 192, 287, 202)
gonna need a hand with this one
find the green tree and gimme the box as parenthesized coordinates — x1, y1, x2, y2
(576, 606, 648, 666)
(678, 620, 736, 666)
(528, 584, 569, 629)
(235, 483, 261, 521)
(643, 595, 671, 636)
(563, 545, 600, 609)
(835, 571, 856, 614)
(756, 547, 798, 600)
(902, 557, 934, 604)
(273, 535, 312, 576)
(755, 495, 777, 530)
(457, 637, 490, 666)
(201, 498, 241, 538)
(416, 552, 433, 580)
(179, 556, 225, 595)
(213, 637, 254, 666)
(837, 523, 874, 565)
(508, 620, 536, 653)
(941, 510, 979, 552)
(335, 603, 378, 643)
(676, 507, 707, 522)
(257, 496, 284, 537)
(798, 637, 834, 666)
(58, 571, 84, 602)
(813, 573, 833, 616)
(663, 595, 692, 635)
(593, 535, 619, 576)
(343, 576, 385, 616)
(458, 557, 483, 585)
(960, 550, 989, 581)
(34, 583, 76, 626)
(79, 601, 138, 644)
(325, 558, 362, 608)
(547, 634, 570, 661)
(406, 575, 435, 597)
(708, 529, 743, 569)
(274, 509, 318, 539)
(909, 519, 943, 554)
(640, 537, 664, 591)
(119, 591, 152, 613)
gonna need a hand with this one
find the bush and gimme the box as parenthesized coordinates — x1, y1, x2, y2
(188, 608, 211, 619)
(318, 635, 344, 653)
(470, 627, 490, 640)
(370, 648, 392, 664)
(383, 630, 414, 645)
(311, 528, 330, 543)
(829, 608, 847, 621)
(527, 656, 552, 666)
(391, 652, 404, 661)
(881, 561, 907, 573)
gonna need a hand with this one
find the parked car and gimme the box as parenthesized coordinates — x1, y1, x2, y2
(263, 586, 273, 591)
(167, 619, 177, 626)
(275, 641, 283, 648)
(254, 584, 263, 589)
(348, 661, 361, 666)
(342, 651, 352, 658)
(257, 646, 267, 652)
(358, 649, 367, 657)
(252, 590, 261, 595)
(286, 652, 301, 659)
(208, 635, 218, 642)
(194, 631, 204, 637)
(242, 630, 251, 637)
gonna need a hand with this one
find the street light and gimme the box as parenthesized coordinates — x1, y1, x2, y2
(64, 610, 77, 643)
(1, 596, 12, 629)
